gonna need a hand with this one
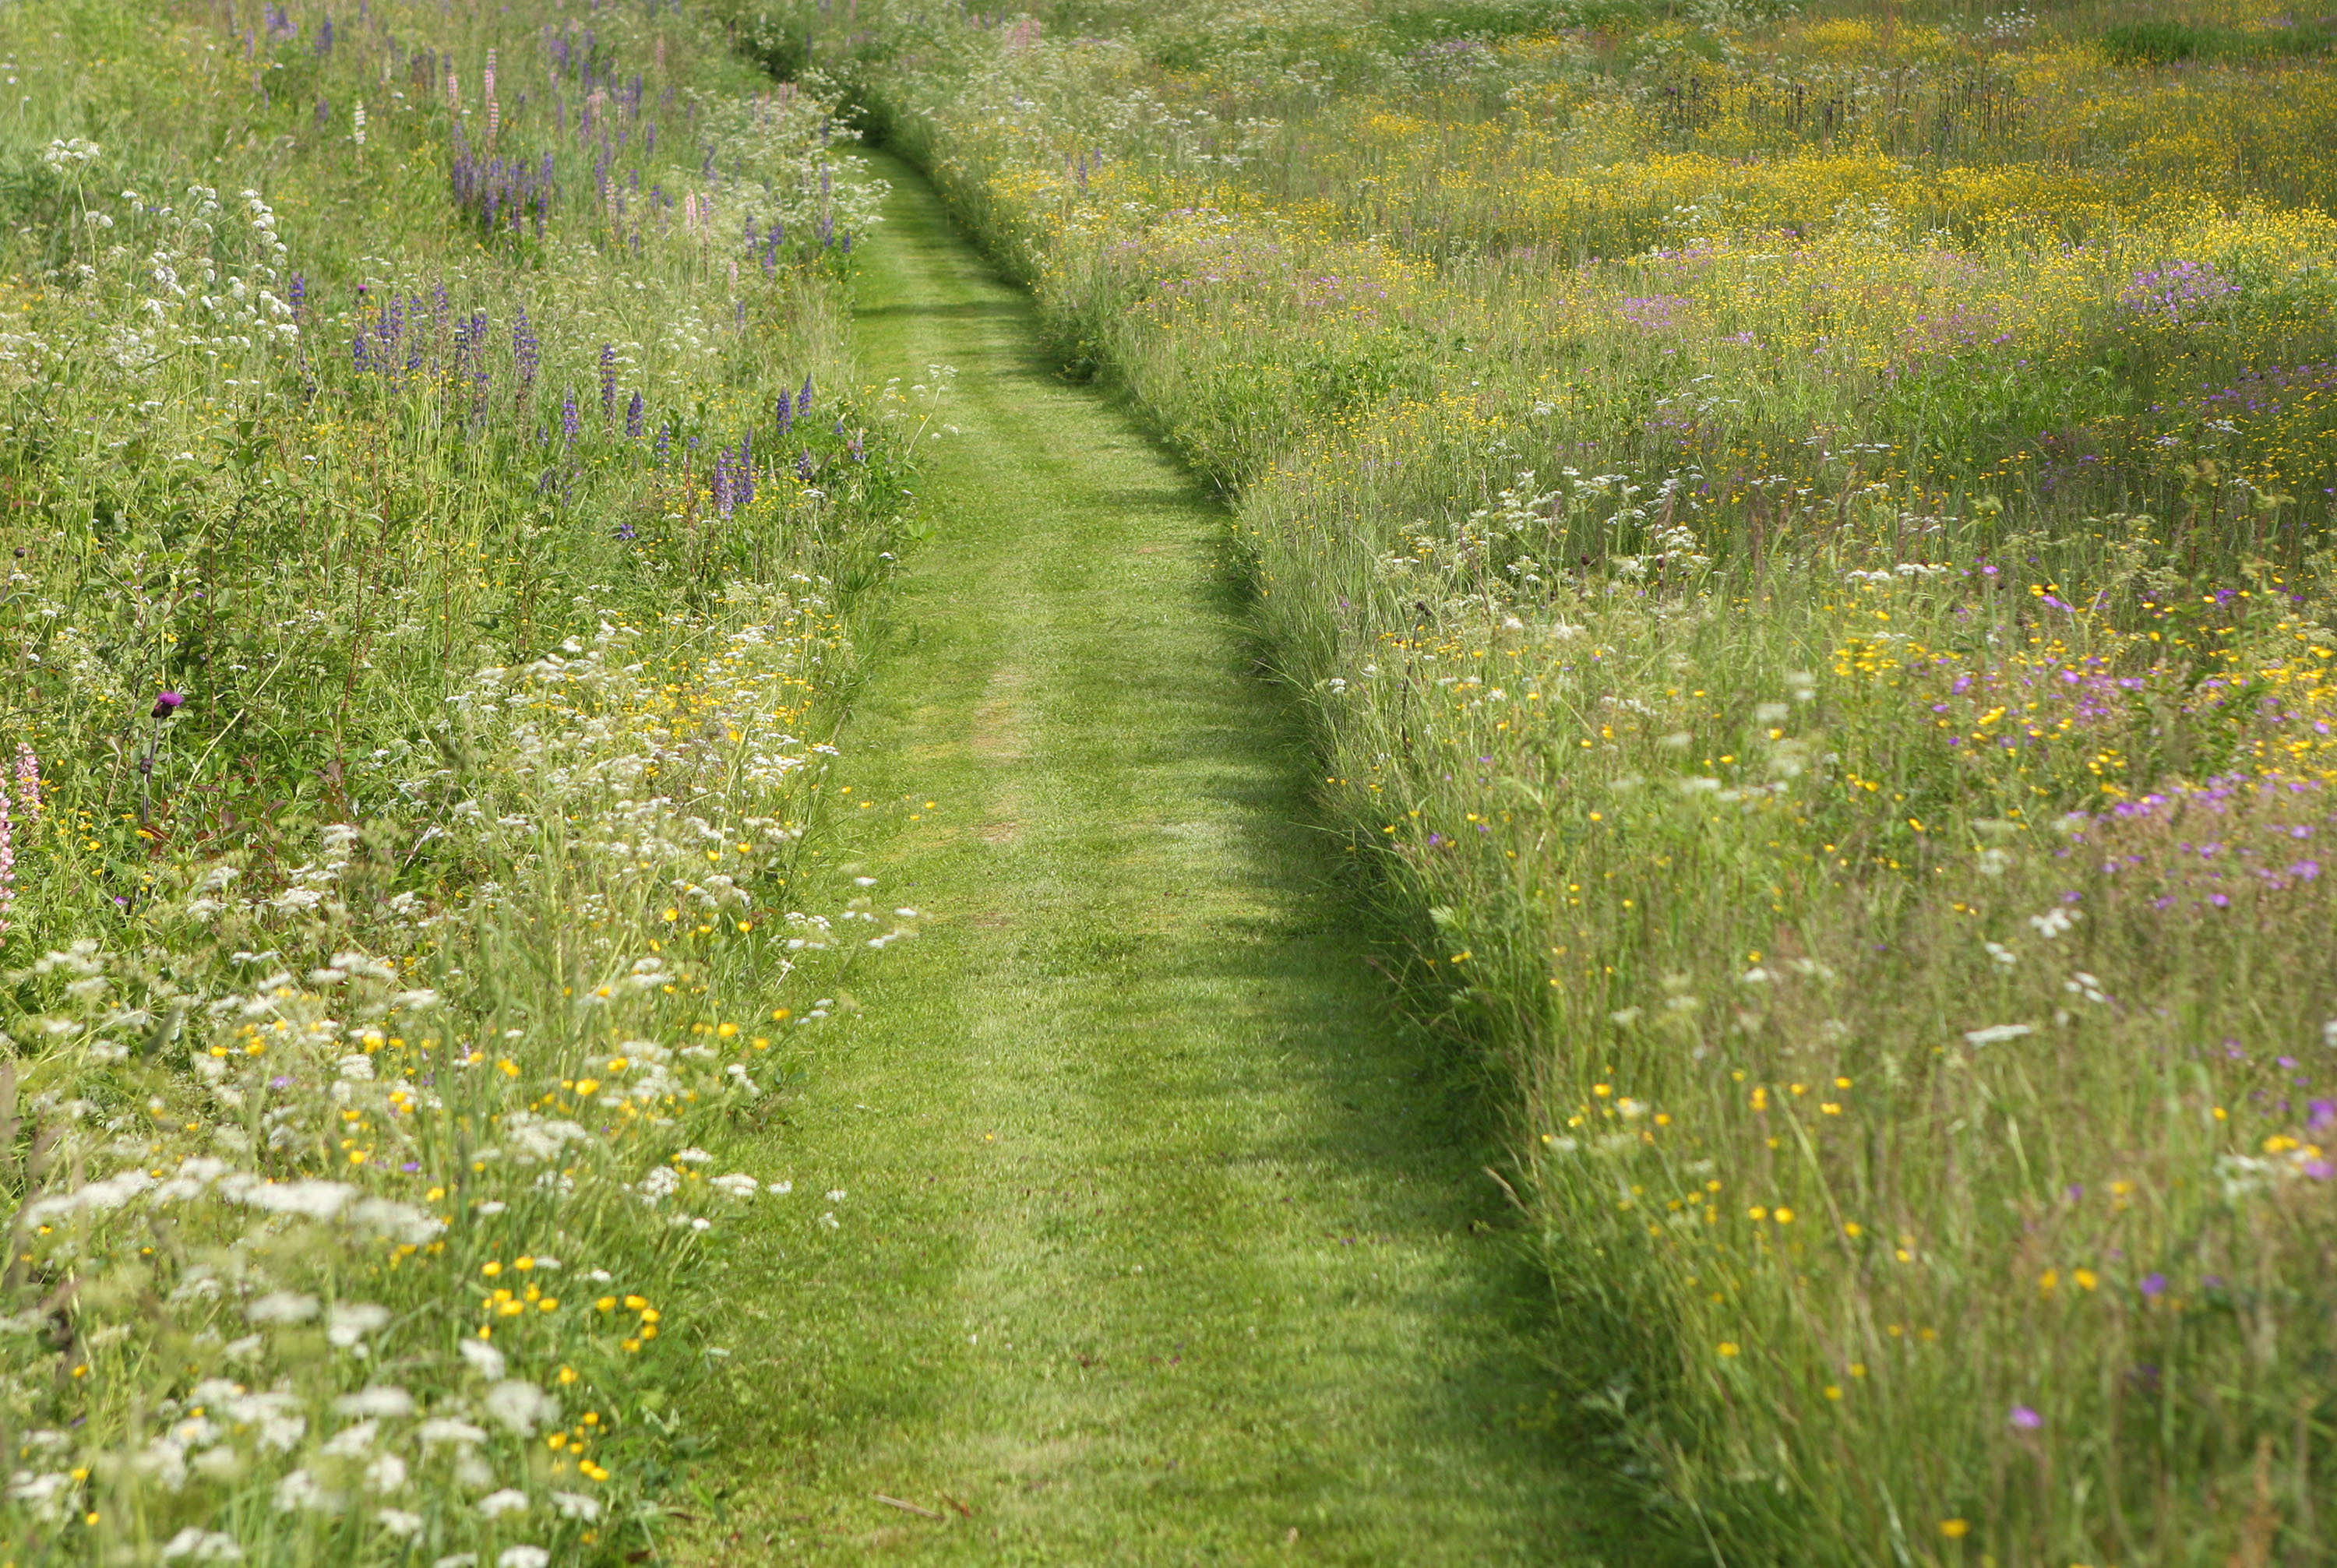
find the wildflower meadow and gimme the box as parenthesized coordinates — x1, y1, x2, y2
(9, 0, 2337, 1562)
(770, 0, 2337, 1562)
(0, 0, 928, 1562)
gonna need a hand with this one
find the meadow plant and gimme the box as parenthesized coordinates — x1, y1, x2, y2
(781, 0, 2337, 1559)
(0, 0, 918, 1560)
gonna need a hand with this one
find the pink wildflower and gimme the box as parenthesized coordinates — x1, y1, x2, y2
(0, 788, 13, 936)
(13, 742, 37, 816)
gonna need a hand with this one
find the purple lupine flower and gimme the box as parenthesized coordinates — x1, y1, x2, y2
(796, 448, 815, 483)
(798, 374, 814, 415)
(626, 391, 644, 439)
(614, 520, 636, 541)
(774, 393, 792, 437)
(512, 308, 540, 401)
(600, 344, 617, 421)
(848, 430, 865, 463)
(712, 454, 733, 518)
(562, 389, 580, 445)
(655, 423, 671, 467)
(287, 273, 305, 321)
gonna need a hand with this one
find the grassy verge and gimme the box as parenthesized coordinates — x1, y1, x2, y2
(767, 2, 2337, 1562)
(0, 2, 918, 1562)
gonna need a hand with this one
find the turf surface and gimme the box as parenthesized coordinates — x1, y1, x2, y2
(674, 151, 1658, 1566)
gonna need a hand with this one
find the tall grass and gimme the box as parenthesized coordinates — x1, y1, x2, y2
(781, 0, 2337, 1560)
(0, 1, 923, 1562)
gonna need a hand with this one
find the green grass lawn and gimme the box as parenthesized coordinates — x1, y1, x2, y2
(671, 153, 1676, 1566)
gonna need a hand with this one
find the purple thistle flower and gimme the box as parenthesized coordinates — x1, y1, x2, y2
(2008, 1405, 2043, 1431)
(151, 691, 184, 719)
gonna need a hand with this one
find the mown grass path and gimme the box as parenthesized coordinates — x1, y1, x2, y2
(677, 153, 1646, 1566)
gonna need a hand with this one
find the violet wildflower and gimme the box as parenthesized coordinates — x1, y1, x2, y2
(562, 389, 580, 446)
(626, 391, 644, 439)
(2139, 1273, 2166, 1298)
(2008, 1406, 2043, 1431)
(2119, 259, 2240, 324)
(797, 373, 813, 415)
(600, 344, 617, 421)
(796, 449, 815, 483)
